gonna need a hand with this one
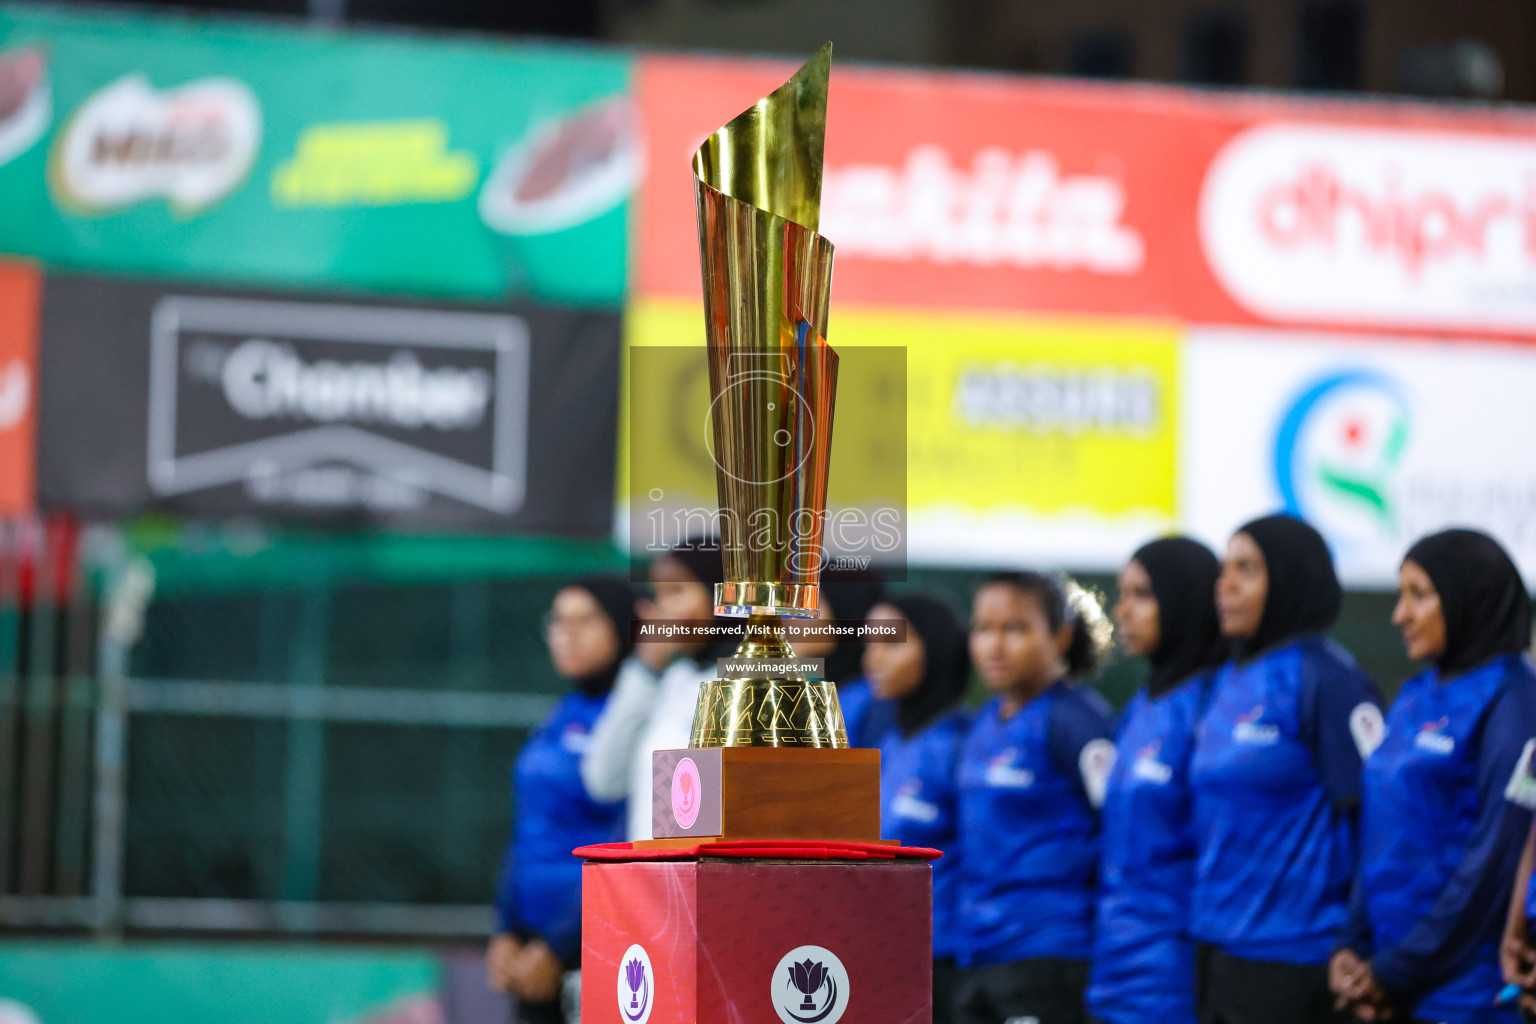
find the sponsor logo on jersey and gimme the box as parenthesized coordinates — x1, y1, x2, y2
(1350, 702, 1388, 758)
(892, 780, 940, 823)
(1413, 715, 1455, 755)
(1132, 740, 1173, 784)
(983, 748, 1035, 789)
(1232, 704, 1280, 745)
(1079, 738, 1116, 808)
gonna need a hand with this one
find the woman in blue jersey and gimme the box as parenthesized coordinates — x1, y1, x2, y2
(793, 568, 889, 746)
(489, 576, 636, 1024)
(862, 593, 972, 1024)
(1331, 528, 1536, 1024)
(1088, 537, 1225, 1024)
(1190, 513, 1382, 1024)
(956, 572, 1116, 1024)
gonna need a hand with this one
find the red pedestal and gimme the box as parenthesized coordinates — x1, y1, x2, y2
(582, 859, 932, 1024)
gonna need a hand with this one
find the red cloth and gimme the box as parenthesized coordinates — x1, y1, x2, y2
(573, 839, 942, 862)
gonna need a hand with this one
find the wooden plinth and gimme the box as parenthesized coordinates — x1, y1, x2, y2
(642, 747, 881, 844)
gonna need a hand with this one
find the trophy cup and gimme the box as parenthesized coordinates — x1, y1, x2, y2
(688, 42, 847, 749)
(580, 51, 933, 1024)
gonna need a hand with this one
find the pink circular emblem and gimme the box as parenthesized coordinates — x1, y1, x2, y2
(671, 757, 702, 829)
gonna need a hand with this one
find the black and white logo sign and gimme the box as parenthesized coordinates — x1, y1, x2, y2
(146, 296, 529, 514)
(772, 945, 849, 1024)
(617, 943, 654, 1024)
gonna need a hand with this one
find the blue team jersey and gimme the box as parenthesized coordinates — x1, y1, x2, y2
(874, 710, 969, 959)
(841, 676, 895, 749)
(1189, 635, 1381, 964)
(1087, 673, 1212, 1024)
(1355, 654, 1536, 1024)
(495, 689, 626, 963)
(955, 682, 1115, 967)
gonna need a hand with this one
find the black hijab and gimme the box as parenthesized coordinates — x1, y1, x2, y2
(819, 567, 887, 685)
(1236, 513, 1343, 660)
(1131, 537, 1224, 696)
(566, 575, 639, 696)
(1404, 528, 1532, 677)
(662, 541, 723, 587)
(887, 594, 971, 738)
(656, 540, 737, 663)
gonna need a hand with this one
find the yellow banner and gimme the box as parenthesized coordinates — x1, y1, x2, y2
(626, 298, 1177, 522)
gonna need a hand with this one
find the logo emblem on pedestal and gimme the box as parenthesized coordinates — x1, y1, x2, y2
(672, 756, 702, 829)
(772, 945, 849, 1024)
(617, 943, 654, 1024)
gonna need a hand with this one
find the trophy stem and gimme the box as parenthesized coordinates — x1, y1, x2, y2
(735, 613, 793, 660)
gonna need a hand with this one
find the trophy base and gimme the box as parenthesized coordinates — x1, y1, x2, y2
(713, 580, 819, 618)
(689, 612, 848, 749)
(689, 676, 848, 748)
(648, 747, 881, 842)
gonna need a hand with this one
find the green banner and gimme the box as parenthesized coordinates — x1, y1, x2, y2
(0, 5, 634, 304)
(123, 517, 625, 592)
(0, 941, 439, 1024)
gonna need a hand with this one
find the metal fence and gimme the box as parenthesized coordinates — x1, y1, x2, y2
(0, 527, 572, 939)
(0, 524, 1413, 941)
(0, 516, 102, 929)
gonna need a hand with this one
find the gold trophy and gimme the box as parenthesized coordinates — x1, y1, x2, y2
(688, 44, 847, 749)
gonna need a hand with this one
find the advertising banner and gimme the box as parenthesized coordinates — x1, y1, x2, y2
(631, 52, 1536, 572)
(635, 55, 1223, 325)
(1199, 123, 1536, 337)
(38, 275, 619, 533)
(0, 5, 635, 305)
(629, 298, 1177, 569)
(892, 308, 1178, 567)
(1182, 327, 1536, 586)
(0, 259, 36, 515)
(635, 53, 1536, 340)
(625, 325, 908, 577)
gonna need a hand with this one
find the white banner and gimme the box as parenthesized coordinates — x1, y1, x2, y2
(1181, 327, 1536, 587)
(1200, 123, 1536, 334)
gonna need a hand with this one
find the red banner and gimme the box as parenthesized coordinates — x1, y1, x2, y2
(0, 260, 37, 515)
(635, 54, 1536, 339)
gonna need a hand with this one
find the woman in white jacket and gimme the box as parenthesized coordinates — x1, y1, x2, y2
(579, 543, 731, 841)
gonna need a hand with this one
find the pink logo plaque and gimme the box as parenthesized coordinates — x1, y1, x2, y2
(671, 756, 702, 829)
